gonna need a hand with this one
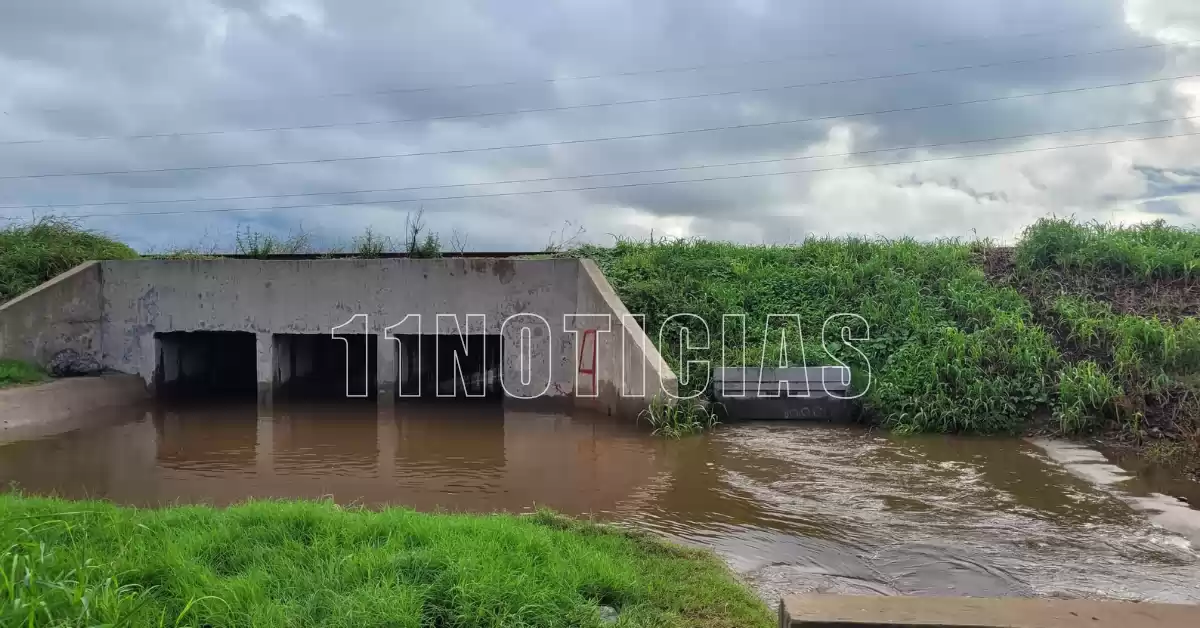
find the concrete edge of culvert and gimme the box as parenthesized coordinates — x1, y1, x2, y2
(778, 594, 1200, 627)
(0, 374, 149, 442)
(1028, 438, 1200, 550)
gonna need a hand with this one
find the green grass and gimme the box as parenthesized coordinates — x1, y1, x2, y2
(638, 398, 721, 437)
(0, 219, 137, 302)
(1012, 218, 1200, 439)
(0, 359, 46, 388)
(0, 495, 771, 628)
(1016, 217, 1200, 280)
(581, 237, 1059, 434)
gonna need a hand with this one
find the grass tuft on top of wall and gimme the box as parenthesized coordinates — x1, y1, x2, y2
(0, 218, 137, 303)
(0, 495, 772, 628)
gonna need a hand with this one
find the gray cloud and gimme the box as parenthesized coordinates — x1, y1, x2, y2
(0, 0, 1198, 252)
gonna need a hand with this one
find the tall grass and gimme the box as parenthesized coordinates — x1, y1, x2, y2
(638, 398, 721, 437)
(0, 495, 771, 628)
(0, 218, 137, 302)
(1054, 361, 1122, 434)
(1016, 217, 1200, 279)
(582, 237, 1059, 434)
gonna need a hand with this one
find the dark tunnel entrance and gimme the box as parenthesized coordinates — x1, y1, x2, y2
(273, 334, 378, 400)
(394, 334, 502, 399)
(154, 331, 258, 399)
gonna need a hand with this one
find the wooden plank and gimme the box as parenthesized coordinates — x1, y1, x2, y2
(779, 595, 1200, 628)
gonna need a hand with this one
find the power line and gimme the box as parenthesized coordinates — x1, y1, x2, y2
(4, 21, 1110, 116)
(3, 115, 1192, 212)
(0, 73, 1193, 182)
(0, 37, 1171, 146)
(13, 130, 1198, 220)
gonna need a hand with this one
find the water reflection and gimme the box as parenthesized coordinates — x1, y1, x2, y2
(1, 403, 1198, 603)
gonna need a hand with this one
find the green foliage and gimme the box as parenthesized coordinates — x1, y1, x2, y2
(582, 236, 1058, 434)
(0, 218, 137, 302)
(0, 495, 771, 628)
(1050, 296, 1200, 385)
(1054, 361, 1122, 434)
(0, 359, 46, 388)
(638, 397, 721, 438)
(1016, 217, 1200, 279)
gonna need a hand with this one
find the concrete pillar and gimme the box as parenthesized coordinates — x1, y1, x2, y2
(139, 332, 158, 391)
(377, 335, 398, 403)
(274, 335, 293, 391)
(255, 332, 274, 408)
(160, 337, 180, 386)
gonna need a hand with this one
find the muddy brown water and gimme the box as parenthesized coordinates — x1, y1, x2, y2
(2, 401, 1199, 604)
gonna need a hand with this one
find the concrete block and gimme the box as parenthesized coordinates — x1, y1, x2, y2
(778, 594, 1200, 627)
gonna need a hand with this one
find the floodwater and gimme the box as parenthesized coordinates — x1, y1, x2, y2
(2, 401, 1199, 604)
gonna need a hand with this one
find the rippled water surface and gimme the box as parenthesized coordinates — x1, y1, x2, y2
(2, 401, 1198, 603)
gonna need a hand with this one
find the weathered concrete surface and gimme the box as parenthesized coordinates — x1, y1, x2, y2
(0, 261, 103, 367)
(0, 258, 674, 416)
(0, 375, 148, 439)
(98, 258, 580, 399)
(778, 594, 1200, 627)
(574, 259, 677, 415)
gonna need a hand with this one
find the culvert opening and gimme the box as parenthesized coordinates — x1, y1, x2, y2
(154, 331, 257, 398)
(274, 333, 377, 400)
(394, 334, 502, 399)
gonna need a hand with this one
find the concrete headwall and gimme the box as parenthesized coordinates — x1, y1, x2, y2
(99, 258, 580, 399)
(0, 261, 103, 366)
(1, 257, 676, 417)
(574, 259, 677, 416)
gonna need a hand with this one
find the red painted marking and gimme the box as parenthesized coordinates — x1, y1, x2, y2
(578, 328, 597, 393)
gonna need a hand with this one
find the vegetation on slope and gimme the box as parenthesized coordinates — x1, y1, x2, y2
(0, 495, 771, 628)
(581, 237, 1059, 434)
(0, 218, 137, 303)
(986, 218, 1200, 467)
(586, 219, 1199, 454)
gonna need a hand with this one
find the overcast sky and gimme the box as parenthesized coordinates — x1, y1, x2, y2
(0, 0, 1197, 252)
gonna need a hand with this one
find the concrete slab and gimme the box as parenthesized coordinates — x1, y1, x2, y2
(778, 594, 1200, 627)
(0, 374, 148, 441)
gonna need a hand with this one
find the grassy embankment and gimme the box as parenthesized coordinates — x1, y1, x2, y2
(581, 235, 1058, 435)
(584, 219, 1200, 461)
(0, 495, 770, 628)
(986, 219, 1200, 465)
(0, 219, 138, 388)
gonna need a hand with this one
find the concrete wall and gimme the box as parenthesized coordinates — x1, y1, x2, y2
(0, 261, 103, 366)
(574, 259, 677, 416)
(1, 257, 676, 417)
(99, 258, 580, 399)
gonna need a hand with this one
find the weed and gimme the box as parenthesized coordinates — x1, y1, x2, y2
(351, 228, 394, 258)
(0, 360, 46, 388)
(234, 225, 312, 257)
(403, 210, 441, 258)
(1053, 361, 1122, 434)
(638, 397, 722, 437)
